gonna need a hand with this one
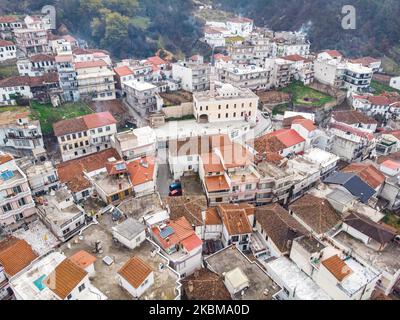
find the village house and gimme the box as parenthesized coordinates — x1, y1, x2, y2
(0, 153, 36, 229)
(377, 158, 400, 210)
(23, 161, 59, 195)
(376, 131, 400, 156)
(268, 234, 380, 300)
(112, 126, 157, 161)
(53, 112, 117, 162)
(301, 148, 340, 179)
(281, 54, 314, 85)
(150, 216, 203, 277)
(10, 252, 107, 300)
(216, 61, 270, 90)
(123, 80, 159, 117)
(172, 59, 210, 92)
(349, 56, 382, 73)
(17, 53, 56, 77)
(217, 203, 254, 252)
(74, 60, 116, 101)
(127, 157, 157, 196)
(0, 40, 16, 62)
(0, 236, 38, 300)
(0, 76, 33, 105)
(253, 128, 306, 158)
(331, 218, 399, 296)
(331, 110, 378, 133)
(329, 122, 376, 162)
(47, 34, 79, 54)
(0, 16, 23, 39)
(13, 23, 49, 56)
(56, 148, 121, 202)
(181, 268, 231, 300)
(288, 193, 342, 237)
(204, 245, 281, 300)
(226, 17, 254, 37)
(193, 82, 259, 124)
(118, 256, 154, 299)
(0, 107, 44, 155)
(254, 203, 307, 259)
(112, 218, 146, 250)
(37, 187, 86, 242)
(88, 158, 133, 205)
(55, 53, 80, 102)
(265, 58, 294, 89)
(69, 250, 96, 277)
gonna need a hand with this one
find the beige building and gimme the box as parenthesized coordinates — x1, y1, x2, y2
(74, 60, 116, 101)
(193, 83, 259, 124)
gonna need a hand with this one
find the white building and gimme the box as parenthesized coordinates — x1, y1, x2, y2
(123, 80, 159, 117)
(0, 40, 16, 62)
(226, 17, 254, 37)
(112, 218, 146, 250)
(150, 216, 203, 277)
(53, 112, 117, 162)
(0, 107, 44, 154)
(112, 126, 157, 160)
(24, 161, 59, 195)
(193, 83, 258, 124)
(37, 188, 86, 242)
(118, 256, 154, 299)
(0, 153, 36, 228)
(10, 252, 107, 300)
(172, 60, 210, 92)
(74, 60, 116, 101)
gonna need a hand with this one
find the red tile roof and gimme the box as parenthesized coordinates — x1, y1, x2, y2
(57, 148, 121, 192)
(30, 53, 55, 62)
(254, 129, 305, 154)
(332, 110, 378, 125)
(127, 157, 155, 186)
(218, 204, 253, 236)
(342, 163, 385, 189)
(0, 153, 13, 165)
(83, 111, 116, 129)
(0, 40, 14, 47)
(204, 175, 230, 192)
(0, 16, 19, 23)
(368, 95, 391, 106)
(0, 237, 37, 277)
(282, 54, 307, 62)
(147, 56, 166, 66)
(330, 123, 374, 141)
(381, 160, 400, 170)
(74, 60, 107, 69)
(151, 216, 202, 251)
(205, 207, 222, 225)
(118, 256, 152, 289)
(114, 66, 133, 77)
(69, 250, 96, 269)
(322, 255, 352, 282)
(322, 50, 343, 58)
(292, 118, 316, 131)
(44, 258, 87, 299)
(201, 152, 224, 173)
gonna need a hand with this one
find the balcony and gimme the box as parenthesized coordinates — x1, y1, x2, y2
(0, 201, 35, 220)
(6, 133, 42, 140)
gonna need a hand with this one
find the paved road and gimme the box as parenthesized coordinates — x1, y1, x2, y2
(156, 149, 174, 197)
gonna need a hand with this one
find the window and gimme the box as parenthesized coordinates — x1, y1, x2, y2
(124, 189, 130, 196)
(218, 105, 221, 110)
(111, 194, 119, 202)
(187, 156, 193, 161)
(72, 134, 76, 139)
(233, 112, 236, 117)
(231, 236, 239, 242)
(78, 284, 85, 292)
(13, 186, 22, 194)
(98, 128, 103, 133)
(61, 136, 65, 142)
(245, 184, 252, 190)
(67, 294, 72, 300)
(82, 190, 89, 198)
(218, 114, 221, 119)
(226, 113, 228, 118)
(78, 132, 82, 138)
(3, 203, 12, 212)
(106, 126, 110, 131)
(18, 198, 26, 206)
(90, 130, 95, 134)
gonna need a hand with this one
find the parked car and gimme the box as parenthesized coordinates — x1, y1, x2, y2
(169, 189, 182, 197)
(169, 182, 182, 191)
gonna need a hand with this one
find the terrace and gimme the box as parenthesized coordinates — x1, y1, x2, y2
(59, 213, 180, 300)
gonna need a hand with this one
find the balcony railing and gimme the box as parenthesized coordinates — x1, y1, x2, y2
(6, 133, 42, 140)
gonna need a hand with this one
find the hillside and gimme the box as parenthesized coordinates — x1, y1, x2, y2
(215, 0, 400, 64)
(1, 0, 400, 65)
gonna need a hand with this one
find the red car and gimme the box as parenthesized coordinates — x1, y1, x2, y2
(169, 189, 182, 197)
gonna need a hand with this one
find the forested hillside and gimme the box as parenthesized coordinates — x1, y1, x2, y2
(0, 0, 203, 59)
